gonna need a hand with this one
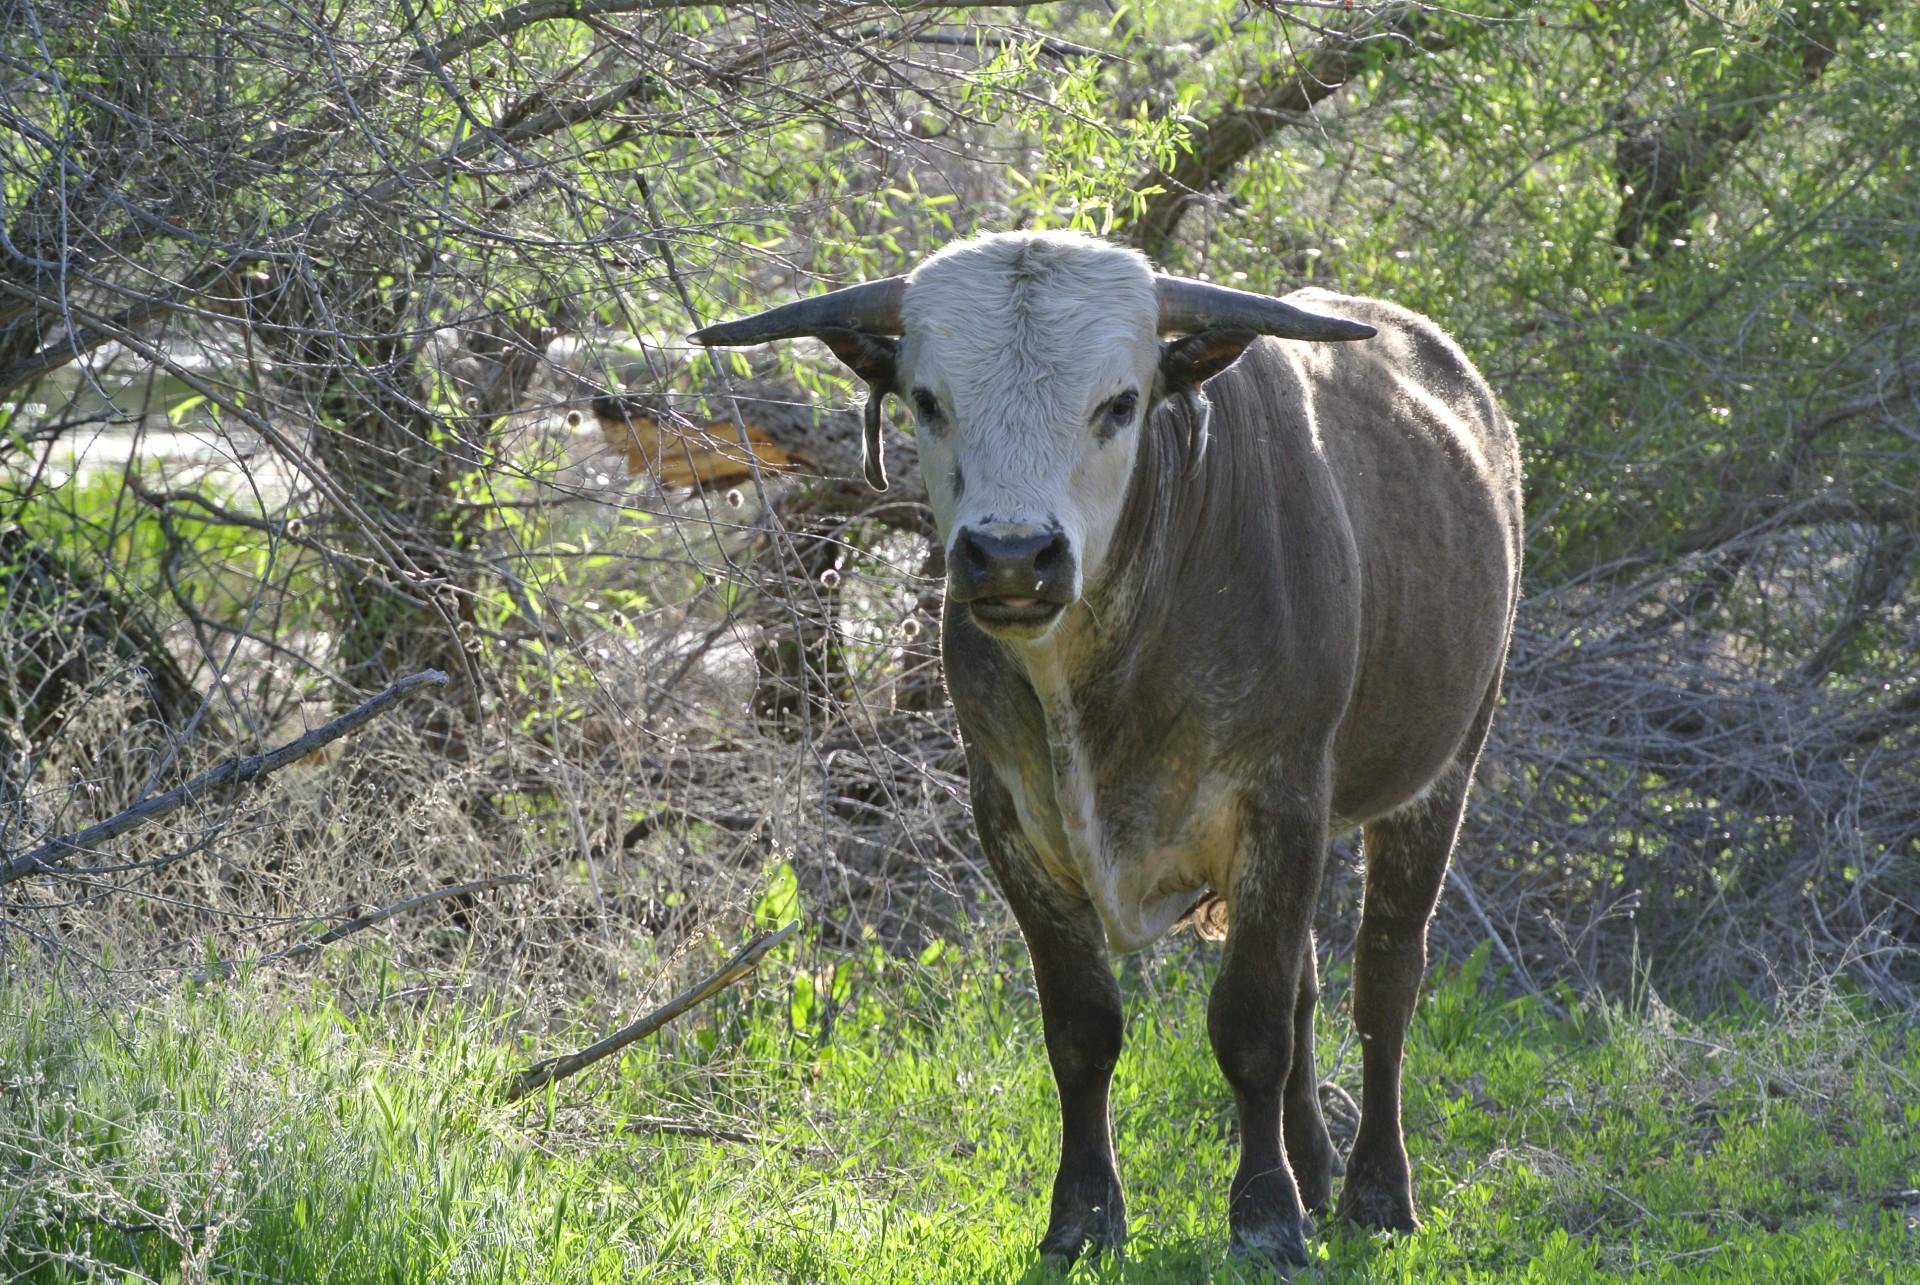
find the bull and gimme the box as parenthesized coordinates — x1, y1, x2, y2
(692, 231, 1521, 1268)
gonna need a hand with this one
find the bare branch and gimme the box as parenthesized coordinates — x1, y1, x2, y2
(1, 671, 449, 889)
(1120, 4, 1449, 256)
(193, 873, 531, 980)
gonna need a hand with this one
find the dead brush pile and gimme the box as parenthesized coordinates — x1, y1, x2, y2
(1462, 556, 1920, 1007)
(0, 487, 978, 1017)
(2, 465, 1916, 1017)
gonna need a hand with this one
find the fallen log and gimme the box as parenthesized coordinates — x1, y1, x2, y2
(590, 380, 927, 516)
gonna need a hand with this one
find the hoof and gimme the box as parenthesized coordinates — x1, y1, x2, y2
(1037, 1203, 1124, 1268)
(1336, 1181, 1419, 1234)
(1229, 1219, 1309, 1272)
(1339, 1139, 1418, 1233)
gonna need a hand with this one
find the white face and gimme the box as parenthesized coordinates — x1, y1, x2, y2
(894, 233, 1164, 631)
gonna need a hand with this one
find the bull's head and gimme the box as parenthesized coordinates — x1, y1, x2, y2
(691, 231, 1373, 640)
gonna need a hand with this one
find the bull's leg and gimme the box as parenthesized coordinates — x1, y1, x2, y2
(1026, 902, 1127, 1265)
(1281, 931, 1340, 1217)
(1209, 795, 1328, 1267)
(974, 783, 1126, 1264)
(1340, 755, 1477, 1232)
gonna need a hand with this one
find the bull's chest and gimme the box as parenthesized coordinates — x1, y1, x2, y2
(992, 661, 1242, 953)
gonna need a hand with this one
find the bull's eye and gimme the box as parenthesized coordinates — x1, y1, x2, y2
(911, 389, 941, 423)
(1096, 389, 1139, 440)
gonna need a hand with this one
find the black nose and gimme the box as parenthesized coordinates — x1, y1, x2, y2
(949, 526, 1075, 605)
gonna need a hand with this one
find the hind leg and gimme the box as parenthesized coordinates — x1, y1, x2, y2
(1282, 932, 1340, 1218)
(1338, 766, 1464, 1231)
(1209, 781, 1331, 1267)
(1340, 679, 1500, 1231)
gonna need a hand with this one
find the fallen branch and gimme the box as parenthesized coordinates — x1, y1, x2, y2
(506, 920, 798, 1101)
(0, 670, 449, 889)
(622, 1114, 768, 1145)
(192, 873, 530, 981)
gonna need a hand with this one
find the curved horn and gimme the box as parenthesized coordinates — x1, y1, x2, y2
(1154, 276, 1376, 342)
(688, 276, 908, 346)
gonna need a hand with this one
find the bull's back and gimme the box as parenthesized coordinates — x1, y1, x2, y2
(1282, 291, 1521, 823)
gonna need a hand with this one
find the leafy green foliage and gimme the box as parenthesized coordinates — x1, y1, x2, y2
(1091, 0, 1916, 591)
(5, 7, 1920, 1277)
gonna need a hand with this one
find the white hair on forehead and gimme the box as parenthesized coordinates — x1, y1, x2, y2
(902, 231, 1158, 413)
(898, 232, 1162, 584)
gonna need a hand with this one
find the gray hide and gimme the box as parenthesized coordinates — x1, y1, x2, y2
(692, 231, 1521, 1269)
(944, 288, 1521, 953)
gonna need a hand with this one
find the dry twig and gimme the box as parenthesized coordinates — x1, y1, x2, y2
(506, 920, 798, 1100)
(191, 873, 531, 981)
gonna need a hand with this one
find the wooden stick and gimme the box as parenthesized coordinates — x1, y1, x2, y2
(506, 921, 798, 1101)
(1, 670, 448, 888)
(1446, 863, 1569, 1020)
(622, 1115, 767, 1146)
(191, 873, 530, 981)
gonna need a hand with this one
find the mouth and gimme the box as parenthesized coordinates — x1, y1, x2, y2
(967, 596, 1066, 633)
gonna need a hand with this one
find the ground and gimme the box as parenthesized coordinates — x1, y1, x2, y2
(1, 934, 1914, 1282)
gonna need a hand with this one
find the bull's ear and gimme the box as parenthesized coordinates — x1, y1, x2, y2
(817, 328, 899, 390)
(817, 327, 899, 492)
(1160, 328, 1259, 392)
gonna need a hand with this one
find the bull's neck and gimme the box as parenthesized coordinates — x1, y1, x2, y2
(1070, 390, 1212, 661)
(1002, 534, 1163, 730)
(1008, 605, 1100, 691)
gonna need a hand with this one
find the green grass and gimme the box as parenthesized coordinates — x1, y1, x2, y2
(2, 938, 1914, 1282)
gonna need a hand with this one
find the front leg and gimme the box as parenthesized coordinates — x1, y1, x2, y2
(1209, 786, 1330, 1268)
(973, 773, 1126, 1266)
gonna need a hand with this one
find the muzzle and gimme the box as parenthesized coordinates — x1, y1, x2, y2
(948, 524, 1076, 633)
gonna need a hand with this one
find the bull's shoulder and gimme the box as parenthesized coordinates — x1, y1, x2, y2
(1277, 288, 1518, 501)
(1283, 291, 1495, 409)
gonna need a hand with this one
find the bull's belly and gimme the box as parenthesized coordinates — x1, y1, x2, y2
(1328, 625, 1507, 824)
